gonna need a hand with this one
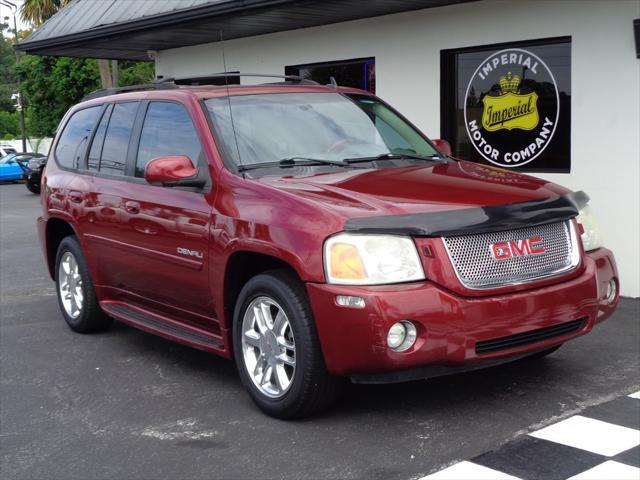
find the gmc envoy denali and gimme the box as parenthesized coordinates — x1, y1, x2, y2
(38, 74, 619, 418)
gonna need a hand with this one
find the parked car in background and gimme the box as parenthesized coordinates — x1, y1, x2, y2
(0, 153, 45, 183)
(23, 155, 47, 194)
(38, 74, 619, 419)
(0, 144, 17, 157)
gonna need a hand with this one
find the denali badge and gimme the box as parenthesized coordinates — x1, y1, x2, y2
(177, 247, 203, 259)
(490, 237, 545, 260)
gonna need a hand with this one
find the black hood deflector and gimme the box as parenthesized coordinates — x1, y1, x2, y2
(344, 191, 589, 237)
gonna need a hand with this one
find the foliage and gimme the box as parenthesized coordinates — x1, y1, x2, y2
(118, 60, 155, 86)
(0, 2, 155, 138)
(20, 0, 70, 27)
(1, 23, 17, 112)
(16, 55, 101, 136)
(0, 110, 19, 138)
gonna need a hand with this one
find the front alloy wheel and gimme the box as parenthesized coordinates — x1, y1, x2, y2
(233, 270, 343, 419)
(241, 296, 296, 398)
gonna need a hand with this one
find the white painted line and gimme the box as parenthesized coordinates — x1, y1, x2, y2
(567, 461, 640, 480)
(530, 415, 640, 457)
(419, 461, 522, 480)
(628, 391, 640, 399)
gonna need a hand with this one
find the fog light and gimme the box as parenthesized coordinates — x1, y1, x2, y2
(336, 295, 365, 309)
(605, 280, 617, 304)
(387, 321, 417, 352)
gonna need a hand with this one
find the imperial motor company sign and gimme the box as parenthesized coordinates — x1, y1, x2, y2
(464, 48, 560, 168)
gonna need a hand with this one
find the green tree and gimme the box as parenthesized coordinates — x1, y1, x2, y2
(9, 1, 154, 137)
(1, 23, 17, 112)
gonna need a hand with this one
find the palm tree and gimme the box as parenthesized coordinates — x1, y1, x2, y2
(20, 0, 113, 87)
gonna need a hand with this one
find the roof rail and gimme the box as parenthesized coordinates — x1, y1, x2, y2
(81, 73, 320, 101)
(164, 73, 319, 86)
(82, 81, 177, 101)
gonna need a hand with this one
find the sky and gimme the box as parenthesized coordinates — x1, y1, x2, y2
(1, 0, 30, 35)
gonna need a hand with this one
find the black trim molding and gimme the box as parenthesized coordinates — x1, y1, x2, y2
(343, 191, 589, 237)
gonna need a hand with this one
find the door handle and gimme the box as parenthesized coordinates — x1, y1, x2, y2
(124, 201, 140, 214)
(68, 190, 84, 203)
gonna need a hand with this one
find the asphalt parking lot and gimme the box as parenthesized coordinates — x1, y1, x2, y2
(1, 182, 639, 480)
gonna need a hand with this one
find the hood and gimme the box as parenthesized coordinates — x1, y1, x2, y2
(255, 160, 570, 220)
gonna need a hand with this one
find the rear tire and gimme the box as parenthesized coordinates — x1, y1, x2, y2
(232, 269, 343, 419)
(55, 236, 112, 333)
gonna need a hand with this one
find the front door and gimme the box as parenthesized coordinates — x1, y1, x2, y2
(115, 100, 214, 324)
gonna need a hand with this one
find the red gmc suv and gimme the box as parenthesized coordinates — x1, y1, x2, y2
(38, 75, 619, 418)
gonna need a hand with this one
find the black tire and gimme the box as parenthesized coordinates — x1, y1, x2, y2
(55, 236, 112, 333)
(25, 180, 40, 194)
(232, 269, 344, 419)
(523, 344, 563, 361)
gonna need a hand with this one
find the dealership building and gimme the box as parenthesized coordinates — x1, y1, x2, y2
(17, 0, 640, 296)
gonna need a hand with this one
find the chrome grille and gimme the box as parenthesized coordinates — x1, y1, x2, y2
(442, 221, 580, 289)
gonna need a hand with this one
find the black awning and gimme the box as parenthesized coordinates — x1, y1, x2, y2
(16, 0, 474, 60)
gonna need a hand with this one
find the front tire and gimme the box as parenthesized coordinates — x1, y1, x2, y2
(25, 179, 40, 194)
(55, 236, 112, 333)
(232, 270, 343, 419)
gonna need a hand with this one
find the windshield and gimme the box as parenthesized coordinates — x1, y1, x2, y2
(0, 153, 17, 164)
(204, 93, 439, 168)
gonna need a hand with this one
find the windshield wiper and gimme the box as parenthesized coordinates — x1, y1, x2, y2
(237, 156, 348, 172)
(343, 152, 444, 164)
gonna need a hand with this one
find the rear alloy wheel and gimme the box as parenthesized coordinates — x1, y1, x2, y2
(58, 251, 84, 319)
(233, 270, 343, 419)
(55, 236, 112, 333)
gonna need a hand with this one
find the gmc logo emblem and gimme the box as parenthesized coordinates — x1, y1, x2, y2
(490, 237, 545, 260)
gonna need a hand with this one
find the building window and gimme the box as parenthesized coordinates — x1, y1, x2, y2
(285, 58, 375, 93)
(441, 37, 571, 173)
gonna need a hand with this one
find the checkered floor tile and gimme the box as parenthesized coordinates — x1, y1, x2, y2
(421, 391, 640, 480)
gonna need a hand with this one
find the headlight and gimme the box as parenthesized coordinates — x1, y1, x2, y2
(324, 233, 425, 285)
(576, 205, 603, 251)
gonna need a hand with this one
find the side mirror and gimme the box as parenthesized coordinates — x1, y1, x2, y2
(432, 139, 452, 157)
(144, 155, 205, 188)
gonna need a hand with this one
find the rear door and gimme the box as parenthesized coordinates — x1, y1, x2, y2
(112, 100, 213, 324)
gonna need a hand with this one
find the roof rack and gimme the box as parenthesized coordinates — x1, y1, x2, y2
(81, 73, 320, 101)
(82, 81, 177, 101)
(165, 73, 320, 86)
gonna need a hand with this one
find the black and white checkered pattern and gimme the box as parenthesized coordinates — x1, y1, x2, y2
(421, 391, 640, 480)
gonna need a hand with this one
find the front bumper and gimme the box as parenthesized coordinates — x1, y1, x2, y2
(307, 248, 618, 379)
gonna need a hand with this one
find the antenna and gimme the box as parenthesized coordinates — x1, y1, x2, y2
(219, 29, 244, 173)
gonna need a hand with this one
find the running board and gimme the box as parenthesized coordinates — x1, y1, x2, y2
(101, 301, 225, 353)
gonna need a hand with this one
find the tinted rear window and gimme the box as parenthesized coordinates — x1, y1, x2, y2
(99, 102, 138, 176)
(55, 106, 101, 169)
(87, 104, 112, 172)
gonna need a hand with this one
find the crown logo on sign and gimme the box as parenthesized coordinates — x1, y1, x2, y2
(498, 72, 521, 94)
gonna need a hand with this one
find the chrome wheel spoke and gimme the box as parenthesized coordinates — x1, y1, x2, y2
(243, 330, 261, 349)
(276, 352, 295, 367)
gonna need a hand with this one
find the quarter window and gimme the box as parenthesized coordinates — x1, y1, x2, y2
(55, 106, 101, 169)
(100, 102, 139, 176)
(135, 102, 202, 178)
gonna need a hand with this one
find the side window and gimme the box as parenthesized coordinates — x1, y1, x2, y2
(55, 106, 101, 169)
(135, 102, 202, 178)
(100, 102, 138, 176)
(87, 104, 112, 172)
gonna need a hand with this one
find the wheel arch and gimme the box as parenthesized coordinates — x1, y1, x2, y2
(222, 251, 304, 335)
(44, 217, 79, 279)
